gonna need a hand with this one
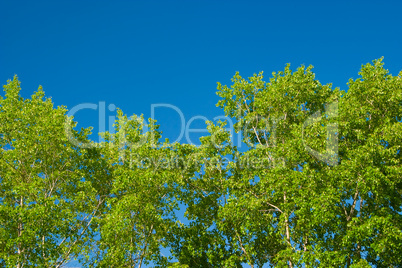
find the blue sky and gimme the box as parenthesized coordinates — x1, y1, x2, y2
(1, 0, 402, 145)
(1, 0, 401, 266)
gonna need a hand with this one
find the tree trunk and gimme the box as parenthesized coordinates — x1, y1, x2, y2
(17, 196, 23, 268)
(284, 192, 293, 268)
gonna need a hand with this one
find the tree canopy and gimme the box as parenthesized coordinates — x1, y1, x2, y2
(1, 58, 401, 267)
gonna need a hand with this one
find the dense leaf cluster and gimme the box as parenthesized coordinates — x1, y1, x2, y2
(0, 58, 401, 267)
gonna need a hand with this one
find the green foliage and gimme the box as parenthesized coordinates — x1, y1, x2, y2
(0, 58, 401, 267)
(171, 58, 401, 267)
(0, 76, 99, 267)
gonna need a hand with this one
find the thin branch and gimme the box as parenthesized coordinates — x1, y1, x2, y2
(235, 230, 254, 268)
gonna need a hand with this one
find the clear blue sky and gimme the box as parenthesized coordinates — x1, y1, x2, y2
(1, 1, 401, 266)
(1, 0, 402, 144)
